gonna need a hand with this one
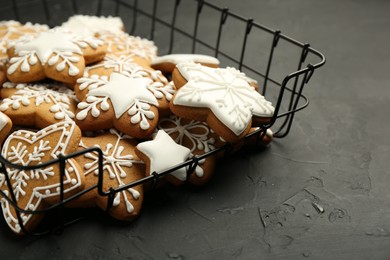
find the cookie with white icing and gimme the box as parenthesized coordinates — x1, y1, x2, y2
(0, 111, 12, 144)
(97, 31, 157, 65)
(61, 15, 124, 36)
(0, 121, 84, 235)
(158, 115, 226, 186)
(135, 130, 192, 186)
(75, 72, 160, 138)
(170, 62, 275, 143)
(69, 128, 145, 221)
(1, 21, 49, 67)
(6, 28, 106, 85)
(82, 54, 175, 116)
(151, 54, 220, 74)
(0, 81, 78, 129)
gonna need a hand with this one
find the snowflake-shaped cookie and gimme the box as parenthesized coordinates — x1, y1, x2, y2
(97, 31, 157, 62)
(158, 115, 226, 186)
(135, 130, 192, 185)
(6, 28, 106, 84)
(170, 62, 275, 143)
(0, 81, 78, 129)
(75, 72, 159, 138)
(0, 121, 84, 234)
(71, 128, 145, 221)
(83, 54, 175, 115)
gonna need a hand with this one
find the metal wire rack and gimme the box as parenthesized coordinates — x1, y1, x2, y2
(0, 0, 325, 235)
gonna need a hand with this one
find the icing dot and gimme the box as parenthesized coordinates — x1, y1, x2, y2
(71, 178, 77, 185)
(68, 167, 74, 172)
(45, 189, 51, 195)
(106, 156, 115, 164)
(28, 204, 35, 210)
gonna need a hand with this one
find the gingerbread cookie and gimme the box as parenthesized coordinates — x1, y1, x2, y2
(135, 130, 193, 186)
(0, 121, 84, 234)
(158, 115, 226, 186)
(0, 81, 78, 129)
(0, 66, 5, 85)
(0, 111, 12, 144)
(170, 62, 275, 143)
(83, 54, 174, 116)
(1, 21, 49, 66)
(244, 127, 274, 147)
(69, 128, 145, 221)
(97, 31, 157, 64)
(6, 28, 106, 85)
(151, 54, 220, 74)
(75, 72, 160, 139)
(0, 21, 48, 85)
(61, 15, 124, 36)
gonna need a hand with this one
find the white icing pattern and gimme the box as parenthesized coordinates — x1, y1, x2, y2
(7, 29, 103, 76)
(61, 15, 124, 36)
(98, 31, 157, 60)
(136, 130, 191, 181)
(0, 112, 9, 131)
(173, 62, 275, 136)
(159, 115, 215, 153)
(77, 73, 158, 130)
(151, 54, 220, 67)
(158, 116, 216, 178)
(79, 129, 143, 213)
(84, 55, 174, 100)
(0, 22, 48, 56)
(0, 121, 82, 234)
(0, 82, 78, 121)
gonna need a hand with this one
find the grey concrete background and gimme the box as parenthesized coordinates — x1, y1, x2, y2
(0, 0, 389, 259)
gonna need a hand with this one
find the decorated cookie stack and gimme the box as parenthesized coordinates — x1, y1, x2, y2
(0, 15, 274, 235)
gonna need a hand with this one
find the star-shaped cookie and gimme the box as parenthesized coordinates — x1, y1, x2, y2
(135, 130, 191, 185)
(170, 62, 275, 143)
(158, 115, 226, 186)
(0, 111, 12, 144)
(0, 81, 78, 129)
(83, 54, 174, 115)
(75, 72, 160, 138)
(6, 29, 106, 84)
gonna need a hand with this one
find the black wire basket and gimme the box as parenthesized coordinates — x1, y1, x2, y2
(0, 0, 325, 235)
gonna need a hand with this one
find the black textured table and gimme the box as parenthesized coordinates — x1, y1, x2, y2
(1, 0, 390, 259)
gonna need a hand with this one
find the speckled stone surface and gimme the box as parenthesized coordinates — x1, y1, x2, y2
(1, 0, 390, 259)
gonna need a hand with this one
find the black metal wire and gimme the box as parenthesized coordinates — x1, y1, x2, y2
(215, 7, 229, 58)
(0, 0, 326, 235)
(192, 0, 204, 53)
